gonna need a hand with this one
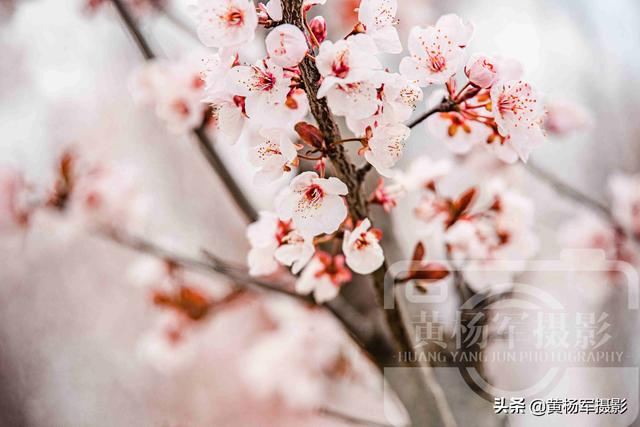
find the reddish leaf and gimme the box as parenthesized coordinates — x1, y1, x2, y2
(294, 122, 325, 149)
(412, 242, 425, 262)
(412, 263, 450, 282)
(454, 187, 476, 214)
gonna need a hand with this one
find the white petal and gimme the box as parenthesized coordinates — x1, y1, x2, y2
(313, 279, 340, 302)
(319, 177, 348, 195)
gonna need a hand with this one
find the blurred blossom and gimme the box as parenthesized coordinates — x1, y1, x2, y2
(242, 299, 362, 409)
(558, 210, 635, 276)
(544, 98, 592, 136)
(296, 252, 351, 302)
(137, 314, 198, 372)
(130, 55, 208, 133)
(69, 161, 151, 229)
(609, 172, 640, 238)
(392, 154, 451, 193)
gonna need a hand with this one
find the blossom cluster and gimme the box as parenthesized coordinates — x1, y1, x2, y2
(408, 158, 539, 292)
(180, 0, 557, 302)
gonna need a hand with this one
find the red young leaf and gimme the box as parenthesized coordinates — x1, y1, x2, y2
(294, 122, 325, 149)
(412, 242, 425, 262)
(412, 263, 450, 282)
(454, 187, 476, 214)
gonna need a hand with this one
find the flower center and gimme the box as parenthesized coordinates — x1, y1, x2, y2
(332, 51, 350, 79)
(304, 184, 324, 204)
(354, 232, 370, 250)
(225, 7, 244, 27)
(253, 67, 276, 92)
(497, 94, 521, 116)
(172, 99, 190, 117)
(427, 52, 446, 72)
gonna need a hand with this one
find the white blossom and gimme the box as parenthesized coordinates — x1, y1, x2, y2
(196, 0, 258, 49)
(277, 171, 348, 237)
(358, 0, 401, 53)
(342, 218, 384, 274)
(400, 14, 474, 86)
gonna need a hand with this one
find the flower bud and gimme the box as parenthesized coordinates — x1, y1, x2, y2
(308, 16, 327, 44)
(265, 24, 309, 67)
(464, 54, 498, 88)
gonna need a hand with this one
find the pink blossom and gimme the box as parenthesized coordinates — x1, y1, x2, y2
(296, 252, 351, 302)
(137, 315, 197, 372)
(265, 24, 308, 68)
(368, 178, 400, 212)
(544, 98, 592, 136)
(242, 299, 355, 408)
(69, 163, 149, 228)
(399, 14, 474, 86)
(363, 123, 410, 177)
(393, 155, 451, 193)
(227, 59, 293, 126)
(308, 16, 327, 44)
(277, 171, 348, 237)
(609, 172, 640, 238)
(465, 54, 499, 88)
(490, 79, 545, 162)
(247, 212, 282, 276)
(342, 218, 384, 274)
(195, 0, 258, 48)
(316, 34, 381, 98)
(130, 58, 207, 133)
(247, 211, 315, 276)
(325, 80, 380, 120)
(357, 0, 401, 53)
(346, 72, 423, 134)
(444, 180, 539, 292)
(263, 0, 282, 20)
(247, 128, 298, 183)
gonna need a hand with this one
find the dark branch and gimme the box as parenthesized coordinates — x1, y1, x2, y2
(407, 98, 457, 129)
(525, 160, 611, 218)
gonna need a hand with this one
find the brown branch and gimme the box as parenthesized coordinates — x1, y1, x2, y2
(281, 0, 367, 221)
(281, 1, 455, 426)
(153, 2, 199, 40)
(99, 226, 381, 346)
(407, 98, 457, 129)
(110, 0, 258, 222)
(525, 160, 611, 218)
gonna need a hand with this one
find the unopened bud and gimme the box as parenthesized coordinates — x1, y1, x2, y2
(309, 16, 327, 44)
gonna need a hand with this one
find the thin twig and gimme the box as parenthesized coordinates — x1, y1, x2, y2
(110, 0, 258, 222)
(525, 160, 611, 218)
(407, 99, 457, 129)
(99, 226, 377, 344)
(154, 2, 199, 40)
(111, 0, 155, 59)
